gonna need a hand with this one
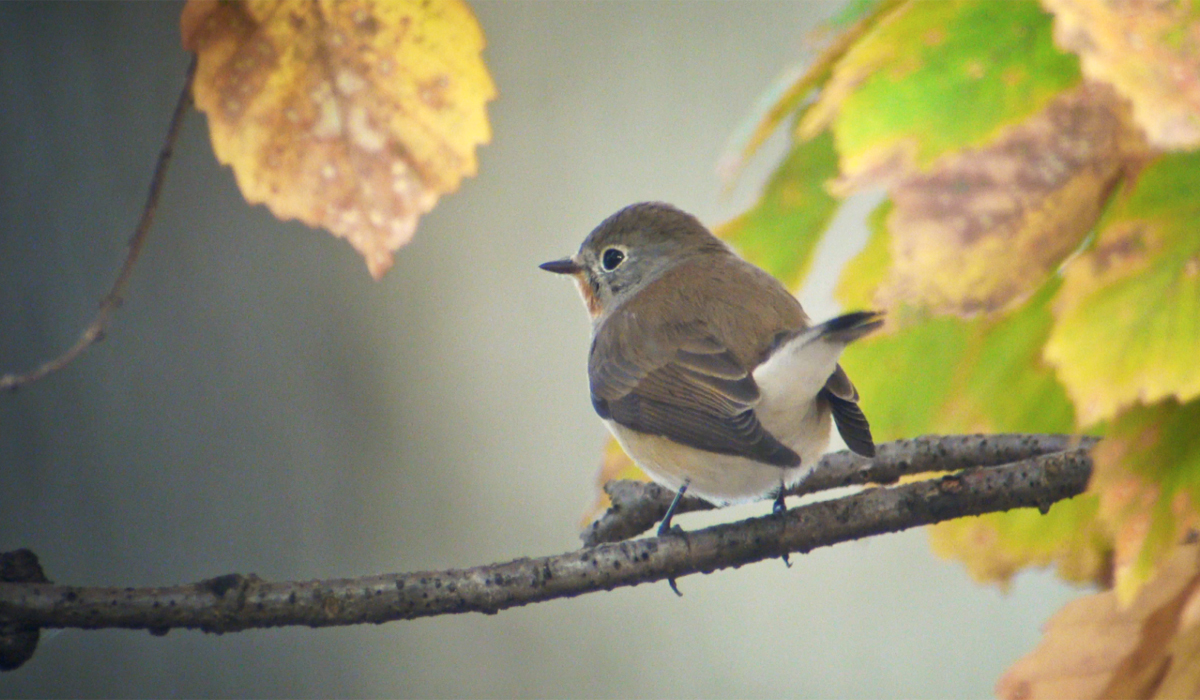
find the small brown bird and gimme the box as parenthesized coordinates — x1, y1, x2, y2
(542, 202, 881, 533)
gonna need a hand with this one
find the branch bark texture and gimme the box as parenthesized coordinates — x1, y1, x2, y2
(0, 434, 1093, 664)
(584, 433, 1097, 545)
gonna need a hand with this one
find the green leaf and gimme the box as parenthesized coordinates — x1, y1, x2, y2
(844, 258, 1077, 441)
(838, 313, 971, 441)
(800, 0, 1081, 182)
(845, 279, 1103, 586)
(939, 277, 1077, 434)
(1045, 150, 1200, 426)
(718, 130, 841, 291)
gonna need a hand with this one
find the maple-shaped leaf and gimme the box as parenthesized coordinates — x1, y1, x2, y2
(997, 543, 1200, 700)
(1091, 398, 1200, 604)
(181, 0, 496, 279)
(798, 0, 1080, 188)
(1046, 0, 1200, 150)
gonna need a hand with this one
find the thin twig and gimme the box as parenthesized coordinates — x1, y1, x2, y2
(0, 443, 1092, 654)
(0, 56, 197, 393)
(583, 433, 1098, 546)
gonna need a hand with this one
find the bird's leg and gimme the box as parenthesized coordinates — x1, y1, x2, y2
(773, 479, 792, 568)
(657, 478, 691, 537)
(772, 480, 787, 515)
(658, 479, 692, 597)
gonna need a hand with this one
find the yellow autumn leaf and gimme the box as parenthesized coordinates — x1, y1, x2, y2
(879, 82, 1142, 315)
(930, 495, 1108, 588)
(1046, 0, 1200, 150)
(864, 276, 1104, 588)
(180, 0, 495, 279)
(927, 289, 1107, 585)
(997, 543, 1200, 700)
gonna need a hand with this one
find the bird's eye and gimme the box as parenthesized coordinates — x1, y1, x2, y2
(601, 247, 626, 271)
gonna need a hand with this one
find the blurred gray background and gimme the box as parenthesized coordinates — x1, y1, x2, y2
(1, 2, 1081, 697)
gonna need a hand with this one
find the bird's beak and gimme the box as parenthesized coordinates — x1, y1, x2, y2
(539, 257, 582, 275)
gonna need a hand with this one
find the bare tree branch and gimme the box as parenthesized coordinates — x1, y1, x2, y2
(584, 433, 1098, 545)
(0, 56, 197, 393)
(0, 435, 1094, 671)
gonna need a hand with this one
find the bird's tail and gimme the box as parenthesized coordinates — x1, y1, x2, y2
(815, 310, 885, 345)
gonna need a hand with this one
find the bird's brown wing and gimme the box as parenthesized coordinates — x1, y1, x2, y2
(589, 308, 801, 467)
(821, 364, 875, 457)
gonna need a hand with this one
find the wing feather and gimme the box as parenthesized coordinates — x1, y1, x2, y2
(590, 316, 799, 467)
(822, 365, 875, 457)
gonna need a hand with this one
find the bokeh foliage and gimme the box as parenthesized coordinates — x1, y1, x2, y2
(716, 0, 1200, 610)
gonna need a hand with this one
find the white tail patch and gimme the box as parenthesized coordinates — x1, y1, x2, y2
(752, 327, 843, 407)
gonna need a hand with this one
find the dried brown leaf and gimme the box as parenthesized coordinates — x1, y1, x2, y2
(1089, 400, 1200, 605)
(997, 543, 1200, 700)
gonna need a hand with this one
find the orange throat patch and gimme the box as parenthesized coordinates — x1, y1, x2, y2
(573, 274, 602, 318)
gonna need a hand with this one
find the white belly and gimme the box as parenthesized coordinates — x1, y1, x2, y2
(605, 400, 831, 506)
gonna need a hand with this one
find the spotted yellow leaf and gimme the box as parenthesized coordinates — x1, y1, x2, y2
(181, 0, 495, 279)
